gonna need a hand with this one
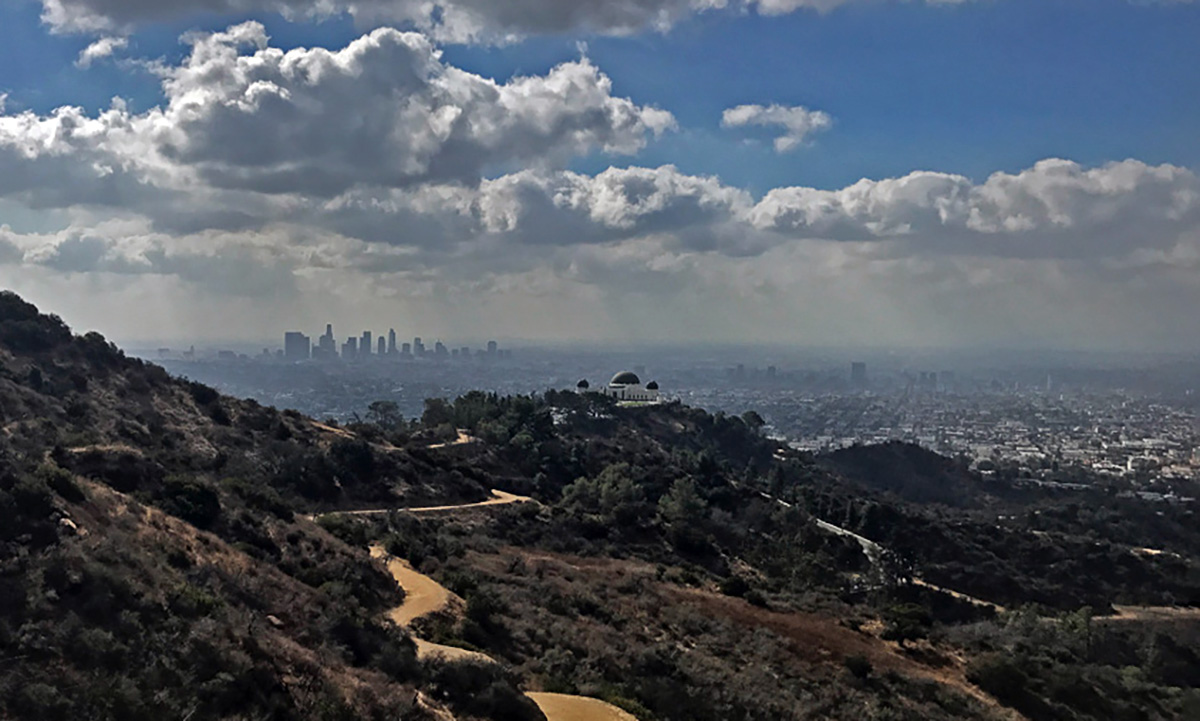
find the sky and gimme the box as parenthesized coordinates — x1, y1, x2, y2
(1, 0, 1199, 350)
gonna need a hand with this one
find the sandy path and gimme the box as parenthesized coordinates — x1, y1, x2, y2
(371, 546, 454, 626)
(1100, 605, 1200, 623)
(912, 578, 1006, 613)
(332, 490, 533, 517)
(527, 693, 639, 721)
(425, 430, 477, 449)
(369, 543, 641, 720)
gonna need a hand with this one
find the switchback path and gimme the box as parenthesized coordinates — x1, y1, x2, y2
(342, 498, 640, 721)
(328, 490, 533, 517)
(304, 489, 533, 522)
(424, 429, 477, 449)
(368, 543, 641, 721)
(526, 693, 639, 721)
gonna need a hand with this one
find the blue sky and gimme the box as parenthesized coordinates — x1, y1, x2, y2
(2, 0, 1200, 349)
(3, 0, 1198, 192)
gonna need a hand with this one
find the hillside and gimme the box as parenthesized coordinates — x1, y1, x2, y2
(0, 292, 536, 721)
(3, 290, 1200, 721)
(820, 441, 984, 507)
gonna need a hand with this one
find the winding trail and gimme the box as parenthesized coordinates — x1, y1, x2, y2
(526, 693, 639, 721)
(338, 490, 533, 517)
(424, 429, 477, 449)
(343, 498, 639, 721)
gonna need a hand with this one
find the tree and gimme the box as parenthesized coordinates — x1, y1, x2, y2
(367, 400, 402, 429)
(880, 603, 932, 648)
(741, 410, 765, 432)
(421, 398, 453, 428)
(658, 478, 707, 526)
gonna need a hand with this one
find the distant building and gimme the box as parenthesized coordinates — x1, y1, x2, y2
(434, 341, 448, 358)
(487, 340, 498, 355)
(401, 342, 412, 356)
(314, 324, 337, 359)
(578, 371, 660, 403)
(284, 331, 311, 361)
(413, 337, 425, 357)
(360, 331, 372, 356)
(388, 328, 397, 355)
(342, 337, 358, 360)
(460, 346, 471, 358)
(377, 336, 386, 356)
(851, 362, 867, 386)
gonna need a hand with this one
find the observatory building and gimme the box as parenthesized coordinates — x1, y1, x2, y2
(577, 371, 660, 403)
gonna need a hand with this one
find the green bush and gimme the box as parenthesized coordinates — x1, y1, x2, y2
(160, 477, 222, 529)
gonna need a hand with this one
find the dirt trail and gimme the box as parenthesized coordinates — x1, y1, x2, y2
(912, 578, 1006, 613)
(367, 538, 639, 719)
(425, 429, 477, 449)
(370, 547, 454, 626)
(527, 693, 639, 721)
(1100, 605, 1200, 623)
(331, 490, 533, 518)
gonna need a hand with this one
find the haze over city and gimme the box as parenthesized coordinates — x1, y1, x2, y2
(1, 0, 1199, 350)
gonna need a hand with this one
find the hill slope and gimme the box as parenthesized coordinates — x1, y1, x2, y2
(0, 291, 539, 721)
(3, 290, 1200, 721)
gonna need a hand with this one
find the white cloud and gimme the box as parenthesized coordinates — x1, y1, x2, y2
(0, 23, 674, 210)
(44, 0, 1177, 43)
(157, 23, 673, 195)
(750, 159, 1200, 257)
(3, 22, 1200, 348)
(721, 103, 833, 152)
(75, 36, 128, 67)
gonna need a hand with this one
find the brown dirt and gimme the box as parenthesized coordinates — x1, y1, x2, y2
(913, 578, 1007, 613)
(527, 692, 640, 721)
(333, 490, 534, 517)
(425, 429, 478, 450)
(1101, 605, 1200, 623)
(369, 545, 458, 626)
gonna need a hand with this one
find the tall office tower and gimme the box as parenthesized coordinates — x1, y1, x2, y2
(401, 342, 412, 356)
(318, 323, 337, 358)
(360, 331, 372, 356)
(413, 337, 425, 356)
(388, 328, 397, 355)
(851, 362, 868, 386)
(460, 346, 470, 358)
(487, 340, 498, 355)
(434, 341, 448, 357)
(342, 337, 358, 360)
(376, 336, 385, 355)
(283, 331, 311, 361)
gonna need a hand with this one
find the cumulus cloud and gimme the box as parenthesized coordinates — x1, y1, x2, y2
(750, 159, 1200, 257)
(75, 36, 128, 67)
(3, 22, 1200, 348)
(1, 22, 673, 209)
(721, 103, 833, 152)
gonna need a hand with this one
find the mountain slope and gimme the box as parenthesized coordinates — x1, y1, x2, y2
(0, 291, 539, 721)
